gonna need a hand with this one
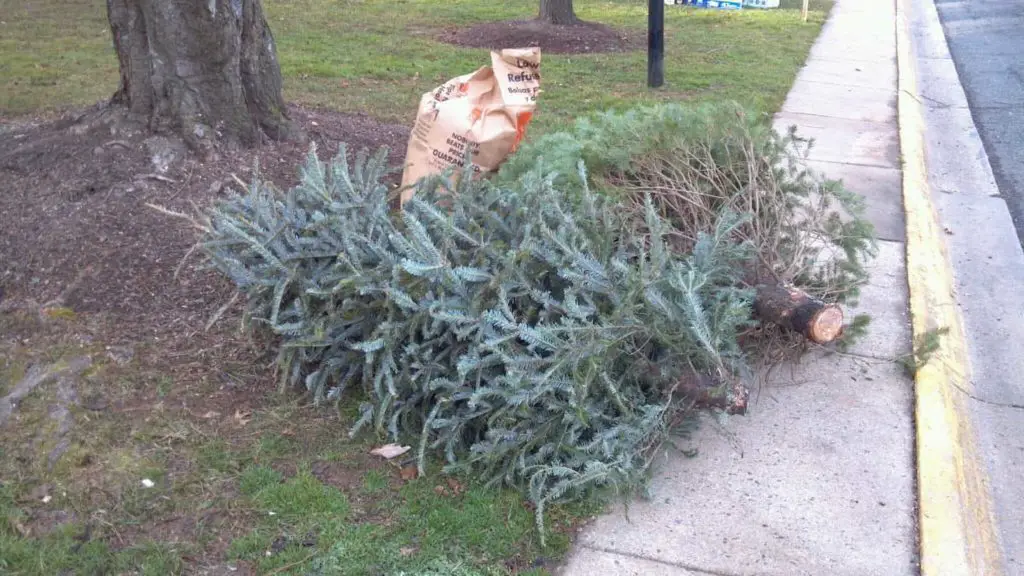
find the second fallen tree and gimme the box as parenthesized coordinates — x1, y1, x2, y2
(499, 102, 876, 348)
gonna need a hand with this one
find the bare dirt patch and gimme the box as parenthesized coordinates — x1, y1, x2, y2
(310, 459, 371, 493)
(441, 20, 641, 54)
(0, 104, 409, 372)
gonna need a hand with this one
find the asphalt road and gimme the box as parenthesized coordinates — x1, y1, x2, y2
(934, 0, 1024, 246)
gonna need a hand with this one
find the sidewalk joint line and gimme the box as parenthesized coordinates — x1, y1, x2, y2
(578, 545, 754, 576)
(778, 109, 892, 124)
(876, 233, 908, 242)
(876, 238, 906, 247)
(805, 158, 900, 170)
(804, 54, 897, 65)
(823, 348, 902, 364)
(796, 77, 896, 93)
(778, 110, 894, 125)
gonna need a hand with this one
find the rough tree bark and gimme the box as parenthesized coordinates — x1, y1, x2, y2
(754, 284, 844, 344)
(106, 0, 299, 149)
(538, 0, 580, 25)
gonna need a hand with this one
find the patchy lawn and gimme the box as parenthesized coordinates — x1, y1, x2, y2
(0, 0, 832, 574)
(1, 0, 831, 132)
(0, 312, 592, 575)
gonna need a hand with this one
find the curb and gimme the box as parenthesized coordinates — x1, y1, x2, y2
(895, 0, 1004, 573)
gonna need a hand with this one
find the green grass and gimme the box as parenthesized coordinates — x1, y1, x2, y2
(0, 337, 592, 575)
(0, 478, 187, 576)
(0, 0, 116, 117)
(363, 469, 390, 494)
(227, 468, 561, 575)
(1, 0, 831, 133)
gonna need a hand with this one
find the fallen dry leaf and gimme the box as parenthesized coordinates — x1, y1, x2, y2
(234, 409, 251, 426)
(433, 485, 448, 496)
(399, 546, 418, 557)
(12, 520, 29, 537)
(399, 465, 418, 481)
(202, 410, 221, 419)
(370, 443, 410, 459)
(445, 477, 464, 495)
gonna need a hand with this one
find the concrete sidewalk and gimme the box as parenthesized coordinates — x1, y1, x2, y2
(560, 0, 919, 574)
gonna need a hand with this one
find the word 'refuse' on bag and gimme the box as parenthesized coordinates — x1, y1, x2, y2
(399, 48, 541, 204)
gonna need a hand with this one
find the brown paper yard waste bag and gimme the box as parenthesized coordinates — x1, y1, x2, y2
(399, 48, 541, 204)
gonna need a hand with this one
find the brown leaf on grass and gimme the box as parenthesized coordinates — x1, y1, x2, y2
(11, 519, 29, 537)
(399, 546, 418, 557)
(433, 485, 448, 497)
(369, 443, 410, 459)
(234, 409, 251, 426)
(399, 465, 418, 481)
(445, 477, 464, 495)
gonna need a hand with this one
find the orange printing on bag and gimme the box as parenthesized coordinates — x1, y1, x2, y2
(513, 110, 533, 151)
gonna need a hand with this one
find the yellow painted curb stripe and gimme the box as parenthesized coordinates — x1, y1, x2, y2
(895, 0, 1004, 573)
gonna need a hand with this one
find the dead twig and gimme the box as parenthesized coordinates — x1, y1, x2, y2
(266, 551, 317, 575)
(205, 292, 240, 331)
(167, 165, 195, 200)
(173, 242, 201, 280)
(138, 173, 178, 184)
(145, 202, 208, 232)
(230, 173, 248, 190)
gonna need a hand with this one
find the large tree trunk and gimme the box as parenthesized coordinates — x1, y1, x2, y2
(538, 0, 580, 25)
(106, 0, 299, 149)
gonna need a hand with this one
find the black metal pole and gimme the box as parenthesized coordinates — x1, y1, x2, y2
(648, 0, 665, 88)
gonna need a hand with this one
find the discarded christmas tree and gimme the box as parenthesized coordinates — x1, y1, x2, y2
(200, 144, 756, 539)
(196, 101, 877, 541)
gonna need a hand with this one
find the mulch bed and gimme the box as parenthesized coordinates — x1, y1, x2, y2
(0, 104, 410, 376)
(441, 19, 642, 54)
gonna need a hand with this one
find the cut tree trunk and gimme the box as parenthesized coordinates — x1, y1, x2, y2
(106, 0, 300, 149)
(754, 284, 844, 344)
(538, 0, 580, 25)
